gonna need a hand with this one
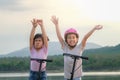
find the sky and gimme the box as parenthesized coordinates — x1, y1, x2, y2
(0, 0, 120, 55)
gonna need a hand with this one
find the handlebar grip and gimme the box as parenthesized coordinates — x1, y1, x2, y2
(80, 56, 88, 60)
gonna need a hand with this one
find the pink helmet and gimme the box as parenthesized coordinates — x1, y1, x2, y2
(64, 28, 79, 38)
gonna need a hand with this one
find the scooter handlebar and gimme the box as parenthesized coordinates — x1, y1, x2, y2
(31, 58, 53, 62)
(63, 53, 88, 60)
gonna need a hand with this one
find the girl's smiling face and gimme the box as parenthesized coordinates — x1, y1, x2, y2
(66, 33, 78, 47)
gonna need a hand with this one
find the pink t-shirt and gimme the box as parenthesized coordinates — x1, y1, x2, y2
(30, 45, 48, 72)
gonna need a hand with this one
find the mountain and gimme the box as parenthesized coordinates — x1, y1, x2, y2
(83, 44, 120, 55)
(0, 42, 102, 57)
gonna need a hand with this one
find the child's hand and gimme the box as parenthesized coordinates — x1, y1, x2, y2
(31, 19, 38, 28)
(37, 19, 43, 27)
(94, 25, 103, 30)
(51, 16, 58, 26)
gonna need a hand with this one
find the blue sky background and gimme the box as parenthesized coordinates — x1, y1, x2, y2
(0, 0, 120, 54)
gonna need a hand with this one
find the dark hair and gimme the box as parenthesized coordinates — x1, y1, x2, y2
(33, 33, 49, 44)
(33, 34, 43, 44)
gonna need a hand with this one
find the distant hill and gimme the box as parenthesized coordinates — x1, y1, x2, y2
(0, 42, 102, 57)
(83, 44, 120, 55)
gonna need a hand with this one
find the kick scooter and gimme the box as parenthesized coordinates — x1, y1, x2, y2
(63, 53, 88, 80)
(31, 58, 53, 80)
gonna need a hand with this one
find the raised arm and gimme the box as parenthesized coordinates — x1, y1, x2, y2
(37, 19, 48, 48)
(81, 25, 103, 50)
(51, 16, 64, 47)
(30, 19, 38, 50)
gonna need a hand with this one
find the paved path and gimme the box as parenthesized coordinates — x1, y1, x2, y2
(0, 72, 120, 77)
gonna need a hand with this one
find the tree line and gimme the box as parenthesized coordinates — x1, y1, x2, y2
(0, 53, 120, 72)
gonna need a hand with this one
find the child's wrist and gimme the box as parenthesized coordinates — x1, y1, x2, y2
(55, 24, 58, 26)
(40, 24, 44, 27)
(93, 26, 97, 30)
(32, 26, 36, 28)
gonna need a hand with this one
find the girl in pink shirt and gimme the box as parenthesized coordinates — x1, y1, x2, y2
(29, 19, 48, 80)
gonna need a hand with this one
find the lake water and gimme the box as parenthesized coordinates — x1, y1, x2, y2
(0, 76, 120, 80)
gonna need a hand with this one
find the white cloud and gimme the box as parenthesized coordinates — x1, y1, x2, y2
(0, 0, 120, 54)
(79, 0, 120, 21)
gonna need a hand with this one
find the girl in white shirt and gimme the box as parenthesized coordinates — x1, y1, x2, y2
(51, 16, 103, 80)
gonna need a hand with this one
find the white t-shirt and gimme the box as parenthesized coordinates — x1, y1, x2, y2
(63, 42, 84, 79)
